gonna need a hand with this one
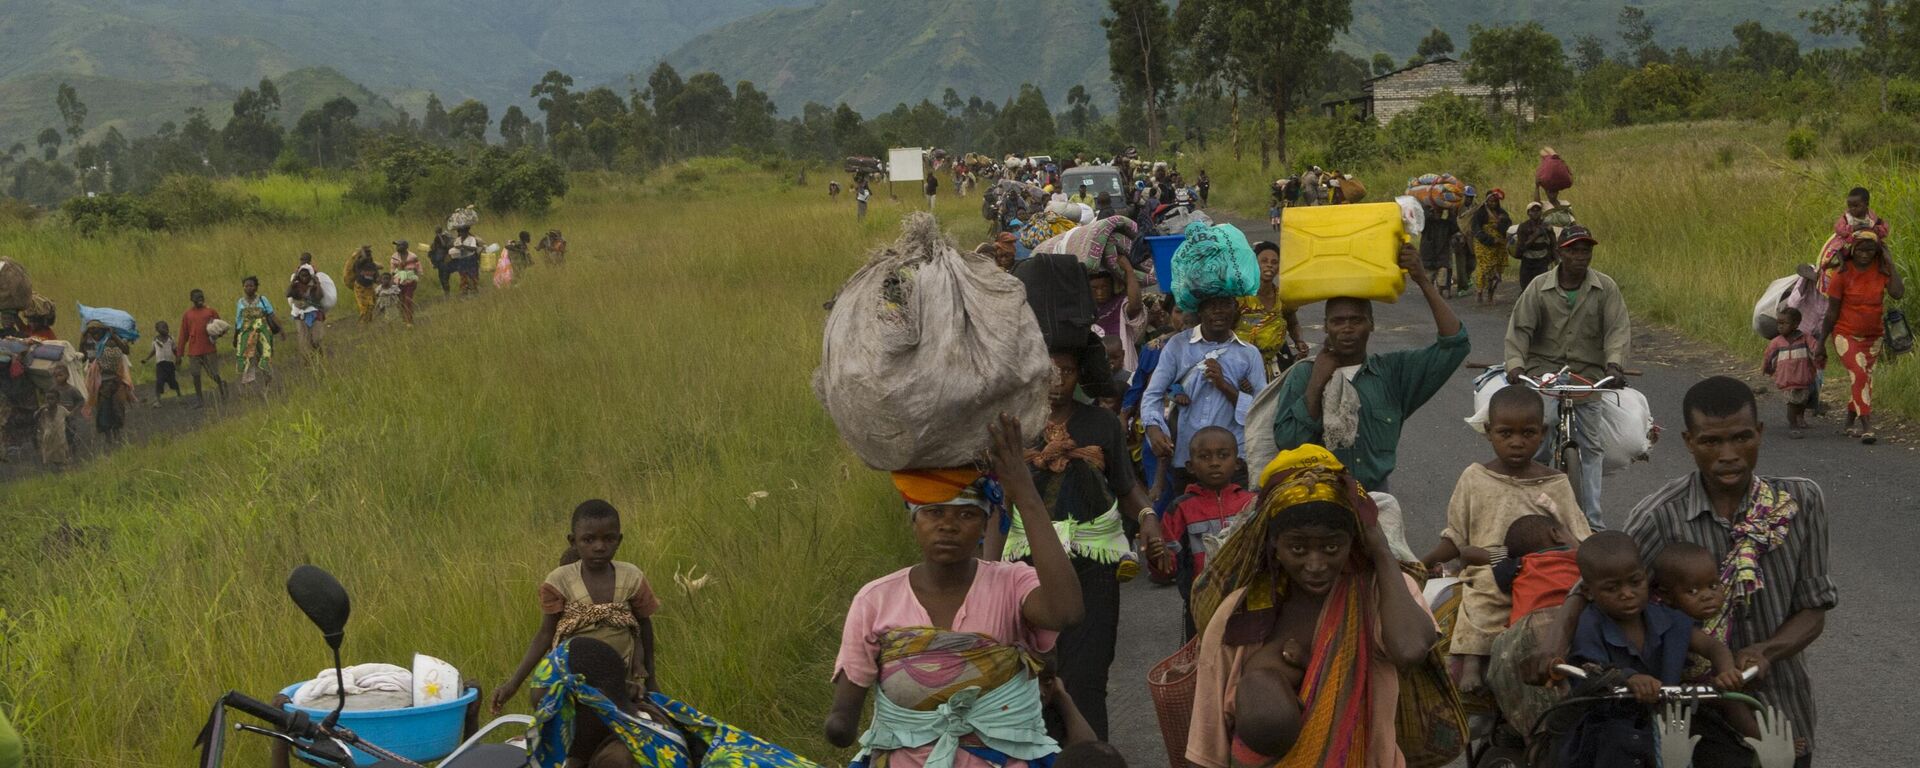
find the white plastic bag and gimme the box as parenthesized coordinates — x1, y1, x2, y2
(315, 272, 339, 311)
(412, 653, 461, 706)
(1752, 275, 1798, 340)
(814, 213, 1051, 470)
(1464, 368, 1510, 434)
(1587, 387, 1655, 475)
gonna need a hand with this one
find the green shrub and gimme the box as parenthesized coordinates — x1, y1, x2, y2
(1786, 127, 1818, 160)
(60, 194, 166, 235)
(1382, 91, 1494, 161)
(1612, 63, 1704, 123)
(1889, 78, 1920, 116)
(144, 175, 276, 229)
(1326, 117, 1383, 170)
(1834, 114, 1920, 161)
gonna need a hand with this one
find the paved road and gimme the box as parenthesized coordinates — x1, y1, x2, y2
(1105, 234, 1919, 765)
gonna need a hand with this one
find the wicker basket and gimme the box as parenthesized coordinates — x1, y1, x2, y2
(1147, 636, 1201, 768)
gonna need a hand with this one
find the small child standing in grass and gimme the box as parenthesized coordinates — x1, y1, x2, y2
(374, 272, 402, 322)
(493, 499, 661, 716)
(1160, 426, 1254, 638)
(1424, 386, 1590, 693)
(142, 321, 182, 405)
(1763, 306, 1817, 437)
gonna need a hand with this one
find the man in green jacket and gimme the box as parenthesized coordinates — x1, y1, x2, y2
(1503, 224, 1633, 528)
(1268, 243, 1468, 491)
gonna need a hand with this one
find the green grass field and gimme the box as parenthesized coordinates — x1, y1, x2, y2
(0, 159, 936, 764)
(1195, 120, 1920, 418)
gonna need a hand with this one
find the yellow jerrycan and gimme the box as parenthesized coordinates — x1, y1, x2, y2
(1279, 201, 1409, 307)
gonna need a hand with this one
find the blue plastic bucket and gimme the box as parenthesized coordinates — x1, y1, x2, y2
(1145, 235, 1186, 292)
(279, 682, 475, 765)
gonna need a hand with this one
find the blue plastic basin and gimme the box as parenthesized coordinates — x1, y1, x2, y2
(1144, 235, 1186, 292)
(279, 682, 475, 766)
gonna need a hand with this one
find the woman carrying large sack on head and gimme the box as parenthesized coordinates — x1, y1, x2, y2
(1183, 446, 1454, 768)
(825, 416, 1088, 768)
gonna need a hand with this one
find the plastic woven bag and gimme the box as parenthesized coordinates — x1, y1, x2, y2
(1170, 222, 1259, 311)
(1405, 173, 1467, 210)
(1034, 215, 1140, 273)
(76, 303, 139, 342)
(814, 213, 1051, 471)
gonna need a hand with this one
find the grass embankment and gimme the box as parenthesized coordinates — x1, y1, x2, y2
(1195, 121, 1920, 418)
(0, 159, 930, 764)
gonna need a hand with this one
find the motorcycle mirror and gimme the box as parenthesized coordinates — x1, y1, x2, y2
(286, 565, 351, 650)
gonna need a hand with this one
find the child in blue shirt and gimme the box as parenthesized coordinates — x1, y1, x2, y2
(1559, 531, 1745, 766)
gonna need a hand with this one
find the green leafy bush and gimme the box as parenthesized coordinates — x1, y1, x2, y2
(1382, 91, 1494, 161)
(1834, 114, 1920, 161)
(60, 194, 166, 235)
(1612, 63, 1704, 123)
(1785, 127, 1818, 160)
(143, 175, 276, 229)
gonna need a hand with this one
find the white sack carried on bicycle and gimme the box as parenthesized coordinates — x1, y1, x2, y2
(1466, 370, 1653, 475)
(814, 213, 1051, 470)
(1751, 274, 1798, 340)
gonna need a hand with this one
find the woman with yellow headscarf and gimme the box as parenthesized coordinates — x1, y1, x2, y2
(1182, 445, 1447, 768)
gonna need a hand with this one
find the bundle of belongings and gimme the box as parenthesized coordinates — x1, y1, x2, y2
(291, 654, 463, 711)
(814, 213, 1050, 471)
(1169, 222, 1260, 312)
(0, 258, 29, 313)
(446, 205, 479, 231)
(1405, 172, 1468, 210)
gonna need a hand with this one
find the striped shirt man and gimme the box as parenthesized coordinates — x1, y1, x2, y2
(1623, 473, 1836, 755)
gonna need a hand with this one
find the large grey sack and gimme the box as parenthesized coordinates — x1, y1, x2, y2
(815, 213, 1051, 470)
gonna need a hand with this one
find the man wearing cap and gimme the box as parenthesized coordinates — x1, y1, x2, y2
(388, 240, 421, 326)
(1503, 223, 1633, 527)
(1514, 201, 1557, 287)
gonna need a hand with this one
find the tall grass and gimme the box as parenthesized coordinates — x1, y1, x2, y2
(0, 166, 932, 764)
(1193, 120, 1920, 417)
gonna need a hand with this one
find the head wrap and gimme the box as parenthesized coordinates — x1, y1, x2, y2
(1194, 445, 1378, 631)
(891, 467, 1003, 517)
(1486, 188, 1505, 201)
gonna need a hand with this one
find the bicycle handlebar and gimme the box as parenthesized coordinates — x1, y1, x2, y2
(1551, 663, 1763, 700)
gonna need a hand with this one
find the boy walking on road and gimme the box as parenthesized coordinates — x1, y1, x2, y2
(179, 289, 226, 405)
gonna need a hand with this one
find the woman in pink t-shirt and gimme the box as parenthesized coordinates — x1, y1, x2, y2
(826, 415, 1087, 768)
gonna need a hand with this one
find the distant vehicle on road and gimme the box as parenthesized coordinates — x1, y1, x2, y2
(1060, 165, 1133, 219)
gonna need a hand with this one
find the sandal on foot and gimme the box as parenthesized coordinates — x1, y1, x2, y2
(1861, 432, 1878, 445)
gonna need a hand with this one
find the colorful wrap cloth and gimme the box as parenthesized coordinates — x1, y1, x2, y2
(1001, 505, 1129, 565)
(529, 641, 818, 768)
(1688, 479, 1798, 680)
(1192, 445, 1464, 768)
(854, 627, 1058, 768)
(892, 468, 1005, 516)
(1033, 216, 1140, 273)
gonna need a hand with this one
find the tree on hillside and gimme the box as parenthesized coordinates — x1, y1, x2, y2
(1066, 85, 1094, 137)
(37, 128, 61, 162)
(646, 63, 687, 153)
(499, 105, 533, 149)
(1183, 0, 1353, 169)
(56, 83, 88, 142)
(1804, 0, 1895, 112)
(672, 73, 733, 156)
(992, 84, 1057, 153)
(530, 70, 578, 137)
(1465, 22, 1572, 130)
(447, 99, 490, 143)
(422, 94, 451, 143)
(1732, 21, 1801, 74)
(1417, 28, 1455, 58)
(220, 78, 283, 174)
(1103, 0, 1174, 151)
(1572, 34, 1609, 73)
(731, 80, 779, 153)
(181, 107, 216, 164)
(293, 96, 360, 168)
(943, 88, 965, 114)
(1618, 6, 1666, 66)
(1372, 53, 1396, 76)
(1172, 0, 1240, 156)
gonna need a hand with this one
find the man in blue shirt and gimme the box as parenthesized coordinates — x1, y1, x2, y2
(1141, 296, 1267, 475)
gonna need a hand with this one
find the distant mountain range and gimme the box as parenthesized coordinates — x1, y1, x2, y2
(670, 0, 1838, 114)
(0, 0, 1839, 149)
(0, 0, 806, 147)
